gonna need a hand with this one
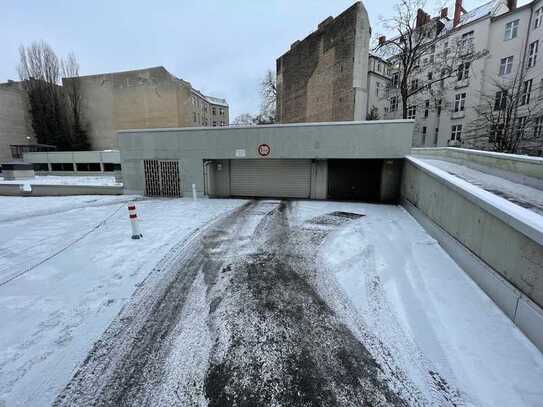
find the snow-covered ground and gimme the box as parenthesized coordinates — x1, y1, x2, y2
(417, 158, 543, 216)
(0, 196, 246, 406)
(296, 201, 543, 406)
(0, 175, 121, 186)
(1, 197, 543, 406)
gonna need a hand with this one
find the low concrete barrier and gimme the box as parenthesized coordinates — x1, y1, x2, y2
(402, 156, 543, 352)
(0, 183, 123, 196)
(411, 147, 543, 190)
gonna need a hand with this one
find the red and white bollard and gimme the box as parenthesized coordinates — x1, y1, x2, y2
(128, 203, 143, 239)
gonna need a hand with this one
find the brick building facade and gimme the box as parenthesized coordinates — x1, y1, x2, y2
(276, 2, 370, 123)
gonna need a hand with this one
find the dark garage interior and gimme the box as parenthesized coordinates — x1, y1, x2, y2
(327, 159, 383, 202)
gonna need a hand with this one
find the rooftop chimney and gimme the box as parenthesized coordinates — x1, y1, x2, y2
(453, 0, 463, 28)
(416, 8, 426, 27)
(440, 7, 448, 19)
(507, 0, 517, 10)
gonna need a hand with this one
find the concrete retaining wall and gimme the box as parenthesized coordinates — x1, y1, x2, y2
(0, 184, 123, 196)
(401, 157, 543, 351)
(411, 147, 543, 189)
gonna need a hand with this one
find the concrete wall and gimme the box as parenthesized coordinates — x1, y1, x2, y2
(24, 150, 120, 164)
(119, 120, 415, 196)
(411, 147, 543, 189)
(276, 2, 370, 123)
(0, 183, 122, 196)
(0, 82, 35, 161)
(401, 156, 543, 350)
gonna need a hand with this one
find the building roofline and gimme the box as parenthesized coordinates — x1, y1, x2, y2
(66, 65, 228, 106)
(277, 2, 364, 60)
(118, 119, 414, 134)
(69, 65, 168, 80)
(490, 0, 535, 22)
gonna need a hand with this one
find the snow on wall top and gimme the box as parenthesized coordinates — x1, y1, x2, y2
(406, 156, 543, 246)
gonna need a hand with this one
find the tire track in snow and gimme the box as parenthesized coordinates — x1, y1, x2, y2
(202, 204, 411, 406)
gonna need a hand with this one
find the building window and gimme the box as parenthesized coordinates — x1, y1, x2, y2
(407, 105, 417, 119)
(212, 107, 217, 115)
(33, 163, 49, 171)
(451, 124, 462, 141)
(535, 7, 542, 29)
(427, 71, 433, 81)
(504, 20, 519, 41)
(434, 128, 439, 145)
(461, 31, 474, 52)
(103, 163, 121, 172)
(390, 96, 399, 112)
(410, 79, 418, 91)
(51, 163, 75, 172)
(376, 82, 381, 96)
(213, 121, 217, 127)
(535, 116, 543, 137)
(489, 123, 505, 142)
(457, 62, 470, 81)
(392, 72, 400, 88)
(454, 93, 466, 112)
(499, 56, 514, 75)
(193, 112, 197, 122)
(422, 126, 427, 144)
(437, 99, 442, 116)
(528, 41, 539, 68)
(495, 90, 508, 110)
(424, 100, 430, 118)
(521, 79, 533, 105)
(76, 163, 101, 172)
(515, 116, 527, 138)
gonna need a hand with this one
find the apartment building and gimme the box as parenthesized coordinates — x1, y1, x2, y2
(65, 66, 229, 150)
(0, 81, 35, 161)
(379, 0, 543, 153)
(367, 53, 392, 119)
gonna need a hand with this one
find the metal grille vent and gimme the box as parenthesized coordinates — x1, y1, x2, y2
(144, 160, 181, 197)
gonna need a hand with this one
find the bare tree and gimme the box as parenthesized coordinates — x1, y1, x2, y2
(232, 113, 257, 126)
(259, 70, 276, 124)
(465, 69, 543, 154)
(18, 41, 89, 150)
(62, 53, 90, 150)
(367, 106, 381, 120)
(374, 0, 487, 119)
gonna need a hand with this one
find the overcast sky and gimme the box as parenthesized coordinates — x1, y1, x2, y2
(0, 0, 529, 120)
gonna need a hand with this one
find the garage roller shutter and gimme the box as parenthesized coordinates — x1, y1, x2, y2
(230, 159, 311, 198)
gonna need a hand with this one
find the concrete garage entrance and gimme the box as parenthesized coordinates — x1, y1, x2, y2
(117, 121, 414, 200)
(207, 158, 400, 202)
(327, 159, 382, 201)
(230, 159, 312, 198)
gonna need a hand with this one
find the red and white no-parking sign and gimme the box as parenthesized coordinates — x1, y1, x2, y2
(257, 144, 271, 157)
